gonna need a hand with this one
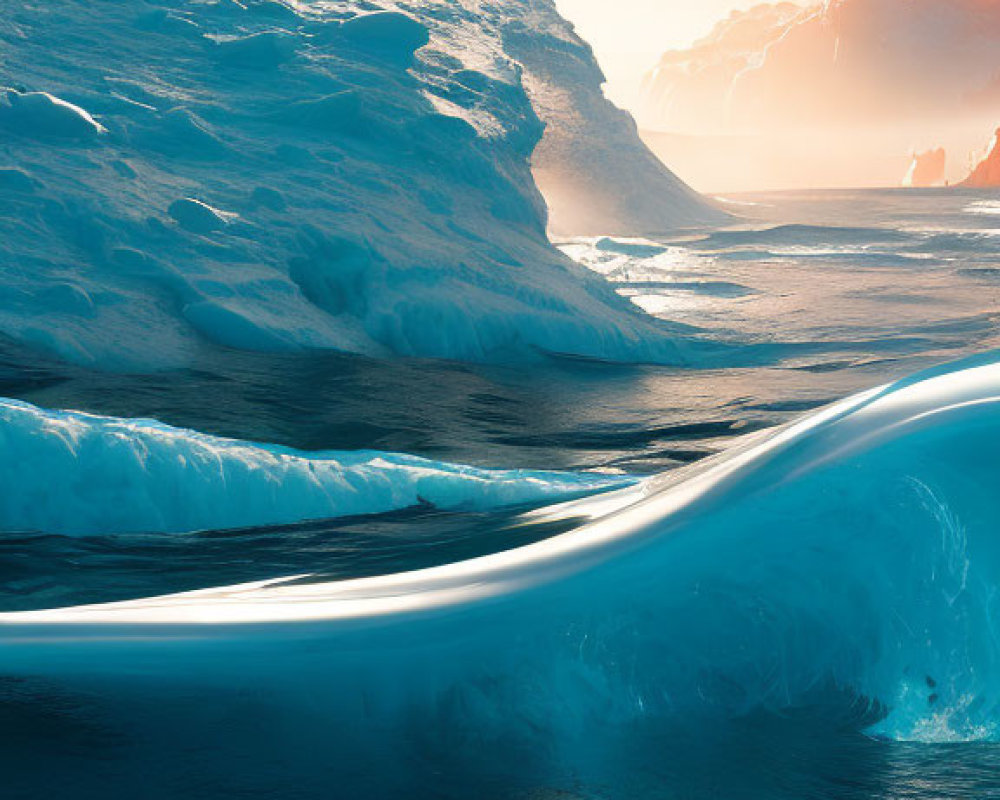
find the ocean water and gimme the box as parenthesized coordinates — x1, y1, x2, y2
(3, 188, 1000, 798)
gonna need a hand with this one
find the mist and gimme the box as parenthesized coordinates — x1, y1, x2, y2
(558, 0, 1000, 193)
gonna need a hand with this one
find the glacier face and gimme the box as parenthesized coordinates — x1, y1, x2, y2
(5, 353, 1000, 752)
(0, 0, 713, 371)
(0, 397, 631, 536)
(500, 0, 726, 236)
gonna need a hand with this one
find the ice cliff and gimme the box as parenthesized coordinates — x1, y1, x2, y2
(499, 1, 724, 236)
(0, 0, 714, 372)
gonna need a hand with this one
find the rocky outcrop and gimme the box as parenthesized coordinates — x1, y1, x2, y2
(962, 129, 1000, 188)
(903, 148, 946, 187)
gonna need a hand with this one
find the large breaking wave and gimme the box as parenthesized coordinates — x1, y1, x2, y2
(3, 352, 1000, 758)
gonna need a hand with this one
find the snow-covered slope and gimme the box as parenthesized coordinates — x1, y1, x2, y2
(0, 0, 712, 371)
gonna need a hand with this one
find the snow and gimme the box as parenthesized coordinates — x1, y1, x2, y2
(214, 30, 300, 69)
(0, 398, 632, 537)
(0, 90, 107, 139)
(0, 0, 715, 371)
(167, 198, 236, 234)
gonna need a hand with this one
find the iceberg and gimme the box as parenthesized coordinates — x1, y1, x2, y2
(4, 353, 1000, 760)
(0, 398, 630, 537)
(0, 0, 715, 371)
(0, 90, 108, 139)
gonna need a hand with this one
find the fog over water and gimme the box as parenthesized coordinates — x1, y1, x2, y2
(559, 0, 1000, 193)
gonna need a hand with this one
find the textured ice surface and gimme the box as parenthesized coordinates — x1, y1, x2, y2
(0, 90, 108, 139)
(0, 398, 630, 536)
(4, 354, 1000, 751)
(0, 0, 714, 370)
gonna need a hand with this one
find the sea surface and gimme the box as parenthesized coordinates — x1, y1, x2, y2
(3, 188, 1000, 798)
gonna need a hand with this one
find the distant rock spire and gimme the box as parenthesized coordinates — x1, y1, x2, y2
(961, 127, 1000, 188)
(902, 147, 946, 188)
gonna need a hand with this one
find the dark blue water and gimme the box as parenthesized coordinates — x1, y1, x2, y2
(2, 677, 1000, 799)
(3, 188, 1000, 798)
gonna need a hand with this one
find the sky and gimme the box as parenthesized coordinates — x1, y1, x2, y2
(555, 0, 801, 108)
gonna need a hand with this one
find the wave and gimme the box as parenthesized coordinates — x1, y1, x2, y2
(965, 201, 1000, 217)
(3, 353, 1000, 752)
(712, 248, 935, 267)
(0, 398, 631, 536)
(686, 223, 911, 250)
(907, 230, 1000, 253)
(594, 237, 670, 258)
(957, 267, 1000, 281)
(617, 280, 758, 298)
(678, 224, 1000, 260)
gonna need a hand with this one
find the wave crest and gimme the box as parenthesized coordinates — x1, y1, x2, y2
(4, 355, 1000, 746)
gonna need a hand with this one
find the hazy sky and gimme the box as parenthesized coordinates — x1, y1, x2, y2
(555, 0, 802, 108)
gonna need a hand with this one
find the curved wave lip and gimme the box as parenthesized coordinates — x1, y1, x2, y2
(0, 398, 633, 536)
(0, 0, 718, 372)
(4, 354, 1000, 748)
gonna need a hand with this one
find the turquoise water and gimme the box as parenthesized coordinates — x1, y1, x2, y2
(3, 188, 1000, 798)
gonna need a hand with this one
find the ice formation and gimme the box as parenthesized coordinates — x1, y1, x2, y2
(0, 398, 630, 536)
(4, 354, 1000, 753)
(0, 0, 715, 371)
